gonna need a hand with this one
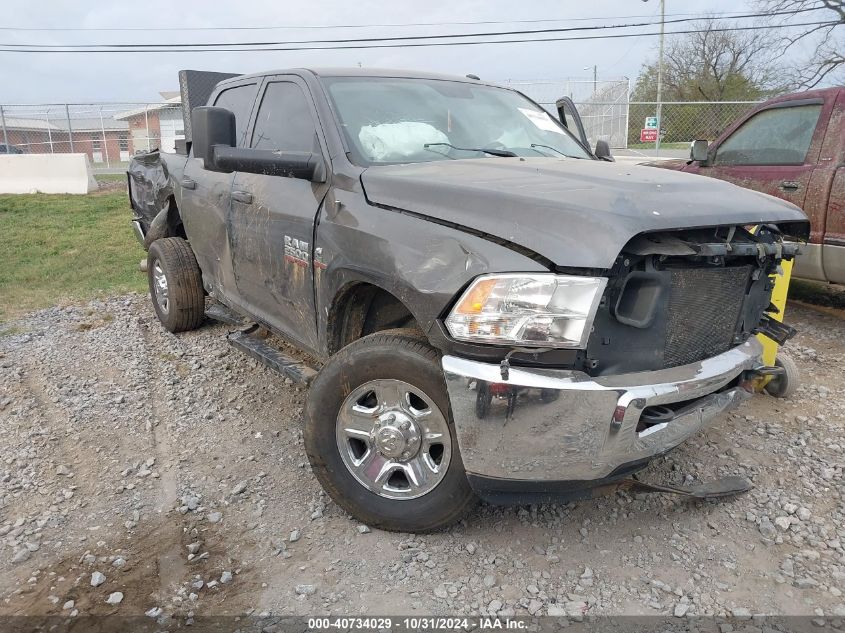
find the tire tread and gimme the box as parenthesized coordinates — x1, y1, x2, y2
(147, 237, 204, 333)
(304, 329, 476, 532)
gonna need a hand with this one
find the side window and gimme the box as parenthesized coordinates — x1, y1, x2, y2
(251, 82, 316, 152)
(212, 83, 258, 147)
(714, 104, 822, 166)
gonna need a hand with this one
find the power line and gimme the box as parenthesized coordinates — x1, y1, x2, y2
(0, 20, 831, 53)
(0, 8, 821, 50)
(0, 8, 826, 31)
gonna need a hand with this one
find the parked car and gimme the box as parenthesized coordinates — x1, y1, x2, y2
(127, 68, 809, 531)
(647, 87, 844, 284)
(0, 143, 24, 154)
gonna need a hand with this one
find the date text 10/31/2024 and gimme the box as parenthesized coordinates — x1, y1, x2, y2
(307, 617, 528, 630)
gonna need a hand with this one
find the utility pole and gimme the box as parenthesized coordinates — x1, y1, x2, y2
(655, 0, 665, 156)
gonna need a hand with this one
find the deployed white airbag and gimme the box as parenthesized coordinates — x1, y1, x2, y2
(358, 122, 448, 162)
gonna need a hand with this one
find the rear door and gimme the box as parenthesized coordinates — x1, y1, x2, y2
(228, 75, 331, 351)
(179, 78, 259, 302)
(688, 99, 828, 213)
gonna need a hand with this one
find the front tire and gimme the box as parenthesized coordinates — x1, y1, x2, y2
(304, 330, 476, 532)
(147, 238, 205, 333)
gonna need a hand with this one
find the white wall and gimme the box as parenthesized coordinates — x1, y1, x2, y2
(0, 153, 98, 194)
(159, 109, 185, 153)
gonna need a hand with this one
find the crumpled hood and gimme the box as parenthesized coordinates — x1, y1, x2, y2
(360, 158, 809, 269)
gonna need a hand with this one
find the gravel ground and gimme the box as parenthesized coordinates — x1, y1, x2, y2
(0, 293, 843, 622)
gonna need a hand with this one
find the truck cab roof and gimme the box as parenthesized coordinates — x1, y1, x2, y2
(216, 67, 499, 89)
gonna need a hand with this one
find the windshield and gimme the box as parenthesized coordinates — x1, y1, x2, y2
(321, 76, 592, 165)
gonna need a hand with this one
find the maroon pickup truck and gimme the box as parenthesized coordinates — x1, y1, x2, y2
(651, 87, 844, 284)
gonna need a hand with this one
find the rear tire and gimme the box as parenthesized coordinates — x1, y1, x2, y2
(304, 330, 476, 532)
(147, 238, 205, 333)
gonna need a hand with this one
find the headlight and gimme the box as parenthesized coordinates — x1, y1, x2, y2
(445, 274, 607, 348)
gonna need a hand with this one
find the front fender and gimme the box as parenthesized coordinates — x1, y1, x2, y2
(314, 191, 546, 356)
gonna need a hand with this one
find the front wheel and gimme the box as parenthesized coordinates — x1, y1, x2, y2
(304, 330, 476, 532)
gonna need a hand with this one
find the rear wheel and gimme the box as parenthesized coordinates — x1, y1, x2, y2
(304, 330, 476, 532)
(147, 238, 205, 333)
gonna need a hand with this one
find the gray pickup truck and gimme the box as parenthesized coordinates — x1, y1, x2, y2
(128, 68, 809, 532)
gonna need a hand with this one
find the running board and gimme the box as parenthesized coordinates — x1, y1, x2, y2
(205, 302, 248, 327)
(227, 328, 318, 386)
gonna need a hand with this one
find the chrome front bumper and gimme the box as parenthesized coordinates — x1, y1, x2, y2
(442, 337, 762, 483)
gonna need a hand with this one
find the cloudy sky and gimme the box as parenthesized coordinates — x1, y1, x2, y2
(0, 0, 805, 104)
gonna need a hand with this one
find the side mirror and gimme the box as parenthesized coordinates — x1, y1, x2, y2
(214, 149, 326, 182)
(594, 139, 614, 162)
(191, 106, 236, 171)
(690, 139, 709, 163)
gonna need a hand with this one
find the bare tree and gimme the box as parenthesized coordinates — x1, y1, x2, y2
(756, 0, 845, 87)
(632, 19, 785, 102)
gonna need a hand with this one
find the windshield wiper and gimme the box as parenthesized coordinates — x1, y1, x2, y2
(421, 145, 456, 160)
(530, 143, 582, 159)
(423, 142, 517, 158)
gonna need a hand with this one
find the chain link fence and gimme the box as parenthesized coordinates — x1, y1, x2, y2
(0, 102, 183, 169)
(624, 101, 763, 149)
(505, 79, 631, 149)
(503, 80, 763, 150)
(0, 91, 766, 167)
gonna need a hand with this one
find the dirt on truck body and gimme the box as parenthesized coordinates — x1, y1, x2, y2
(127, 67, 810, 532)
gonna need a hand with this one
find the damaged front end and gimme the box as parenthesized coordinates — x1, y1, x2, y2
(441, 223, 803, 503)
(584, 223, 798, 376)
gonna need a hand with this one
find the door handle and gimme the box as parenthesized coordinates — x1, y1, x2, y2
(779, 181, 800, 191)
(231, 190, 253, 204)
(180, 177, 197, 190)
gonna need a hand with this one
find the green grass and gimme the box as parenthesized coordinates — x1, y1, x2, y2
(94, 173, 127, 183)
(0, 190, 146, 321)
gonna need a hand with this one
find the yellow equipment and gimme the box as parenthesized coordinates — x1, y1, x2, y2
(755, 256, 799, 397)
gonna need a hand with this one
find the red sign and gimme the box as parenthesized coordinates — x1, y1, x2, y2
(640, 128, 658, 143)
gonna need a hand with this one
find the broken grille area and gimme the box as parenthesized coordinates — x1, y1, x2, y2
(664, 266, 752, 368)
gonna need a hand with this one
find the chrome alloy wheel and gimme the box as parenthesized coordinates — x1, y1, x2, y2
(335, 379, 452, 500)
(152, 260, 169, 315)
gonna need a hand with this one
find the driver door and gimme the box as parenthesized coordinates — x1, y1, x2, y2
(227, 76, 330, 352)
